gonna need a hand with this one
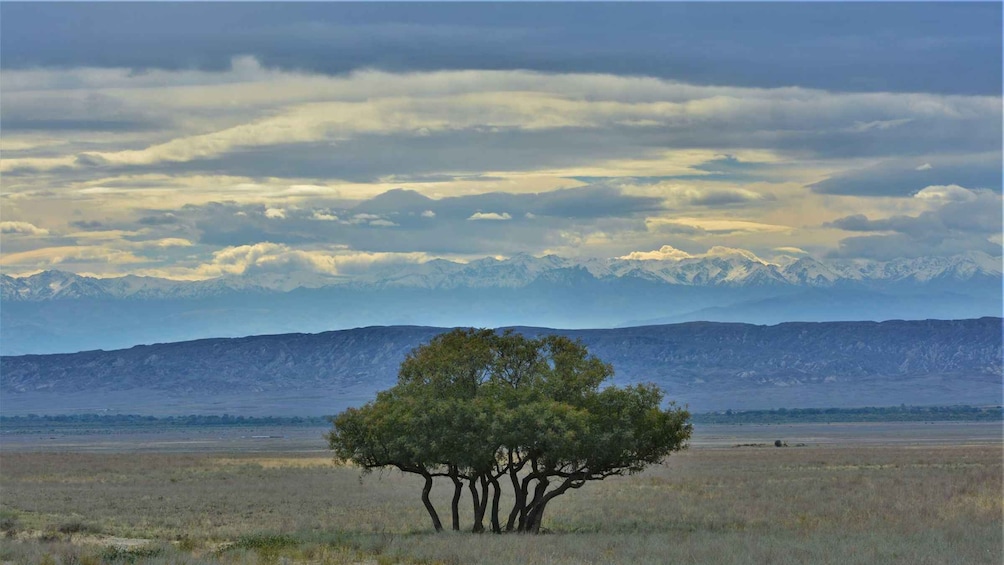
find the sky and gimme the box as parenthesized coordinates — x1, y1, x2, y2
(1, 3, 1001, 280)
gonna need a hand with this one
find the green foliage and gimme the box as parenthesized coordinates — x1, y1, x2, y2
(328, 328, 692, 534)
(56, 519, 101, 535)
(99, 544, 165, 564)
(0, 512, 19, 537)
(230, 533, 299, 552)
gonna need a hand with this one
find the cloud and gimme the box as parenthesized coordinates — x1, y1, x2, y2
(648, 217, 792, 234)
(145, 238, 194, 248)
(2, 64, 998, 181)
(913, 184, 978, 203)
(0, 31, 998, 274)
(618, 244, 693, 261)
(468, 212, 512, 221)
(166, 242, 431, 279)
(848, 118, 914, 133)
(826, 188, 1003, 259)
(810, 153, 1001, 197)
(311, 211, 339, 221)
(826, 187, 999, 236)
(137, 213, 179, 226)
(830, 233, 1000, 261)
(0, 245, 143, 268)
(773, 246, 808, 255)
(3, 3, 1000, 95)
(0, 221, 49, 236)
(69, 220, 106, 230)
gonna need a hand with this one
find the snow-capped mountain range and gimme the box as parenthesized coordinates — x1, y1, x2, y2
(2, 250, 999, 355)
(2, 250, 1000, 301)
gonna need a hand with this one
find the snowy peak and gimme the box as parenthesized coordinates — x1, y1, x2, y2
(1, 252, 1000, 301)
(780, 257, 845, 286)
(2, 270, 110, 300)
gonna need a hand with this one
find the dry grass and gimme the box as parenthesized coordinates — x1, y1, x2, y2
(0, 443, 1000, 564)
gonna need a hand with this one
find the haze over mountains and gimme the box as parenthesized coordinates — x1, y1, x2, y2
(3, 318, 1000, 416)
(1, 250, 1000, 355)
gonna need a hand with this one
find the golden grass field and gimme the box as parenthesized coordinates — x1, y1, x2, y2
(0, 424, 1001, 564)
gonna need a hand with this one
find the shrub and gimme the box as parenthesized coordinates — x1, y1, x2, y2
(57, 519, 102, 535)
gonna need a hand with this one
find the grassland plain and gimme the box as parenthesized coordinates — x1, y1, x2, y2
(0, 425, 1001, 564)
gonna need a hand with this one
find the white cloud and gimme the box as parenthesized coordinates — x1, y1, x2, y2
(3, 63, 996, 175)
(915, 162, 933, 171)
(146, 238, 194, 248)
(849, 118, 914, 133)
(0, 221, 49, 236)
(0, 245, 143, 267)
(152, 242, 430, 279)
(647, 217, 792, 234)
(311, 211, 339, 221)
(773, 246, 808, 255)
(913, 184, 978, 203)
(468, 212, 512, 221)
(0, 62, 997, 268)
(619, 245, 693, 261)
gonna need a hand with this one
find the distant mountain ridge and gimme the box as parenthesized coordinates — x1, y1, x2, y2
(1, 251, 1000, 355)
(2, 251, 1000, 300)
(2, 318, 1000, 416)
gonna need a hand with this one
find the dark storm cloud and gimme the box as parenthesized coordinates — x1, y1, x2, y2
(829, 233, 1000, 261)
(826, 194, 1001, 237)
(826, 190, 1002, 260)
(3, 3, 1000, 95)
(811, 155, 1003, 197)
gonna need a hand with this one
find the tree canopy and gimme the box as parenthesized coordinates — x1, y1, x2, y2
(327, 328, 692, 534)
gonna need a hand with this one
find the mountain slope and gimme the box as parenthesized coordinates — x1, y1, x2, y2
(2, 318, 1000, 416)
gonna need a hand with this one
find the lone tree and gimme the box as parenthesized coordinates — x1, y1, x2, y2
(327, 328, 692, 534)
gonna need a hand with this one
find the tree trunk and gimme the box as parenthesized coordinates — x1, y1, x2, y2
(489, 474, 502, 533)
(449, 467, 463, 532)
(505, 457, 525, 532)
(519, 476, 548, 532)
(420, 472, 443, 532)
(524, 478, 577, 534)
(477, 475, 490, 531)
(468, 475, 485, 533)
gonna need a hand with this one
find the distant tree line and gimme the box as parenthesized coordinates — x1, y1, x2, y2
(692, 405, 1003, 425)
(4, 405, 998, 431)
(0, 414, 328, 430)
